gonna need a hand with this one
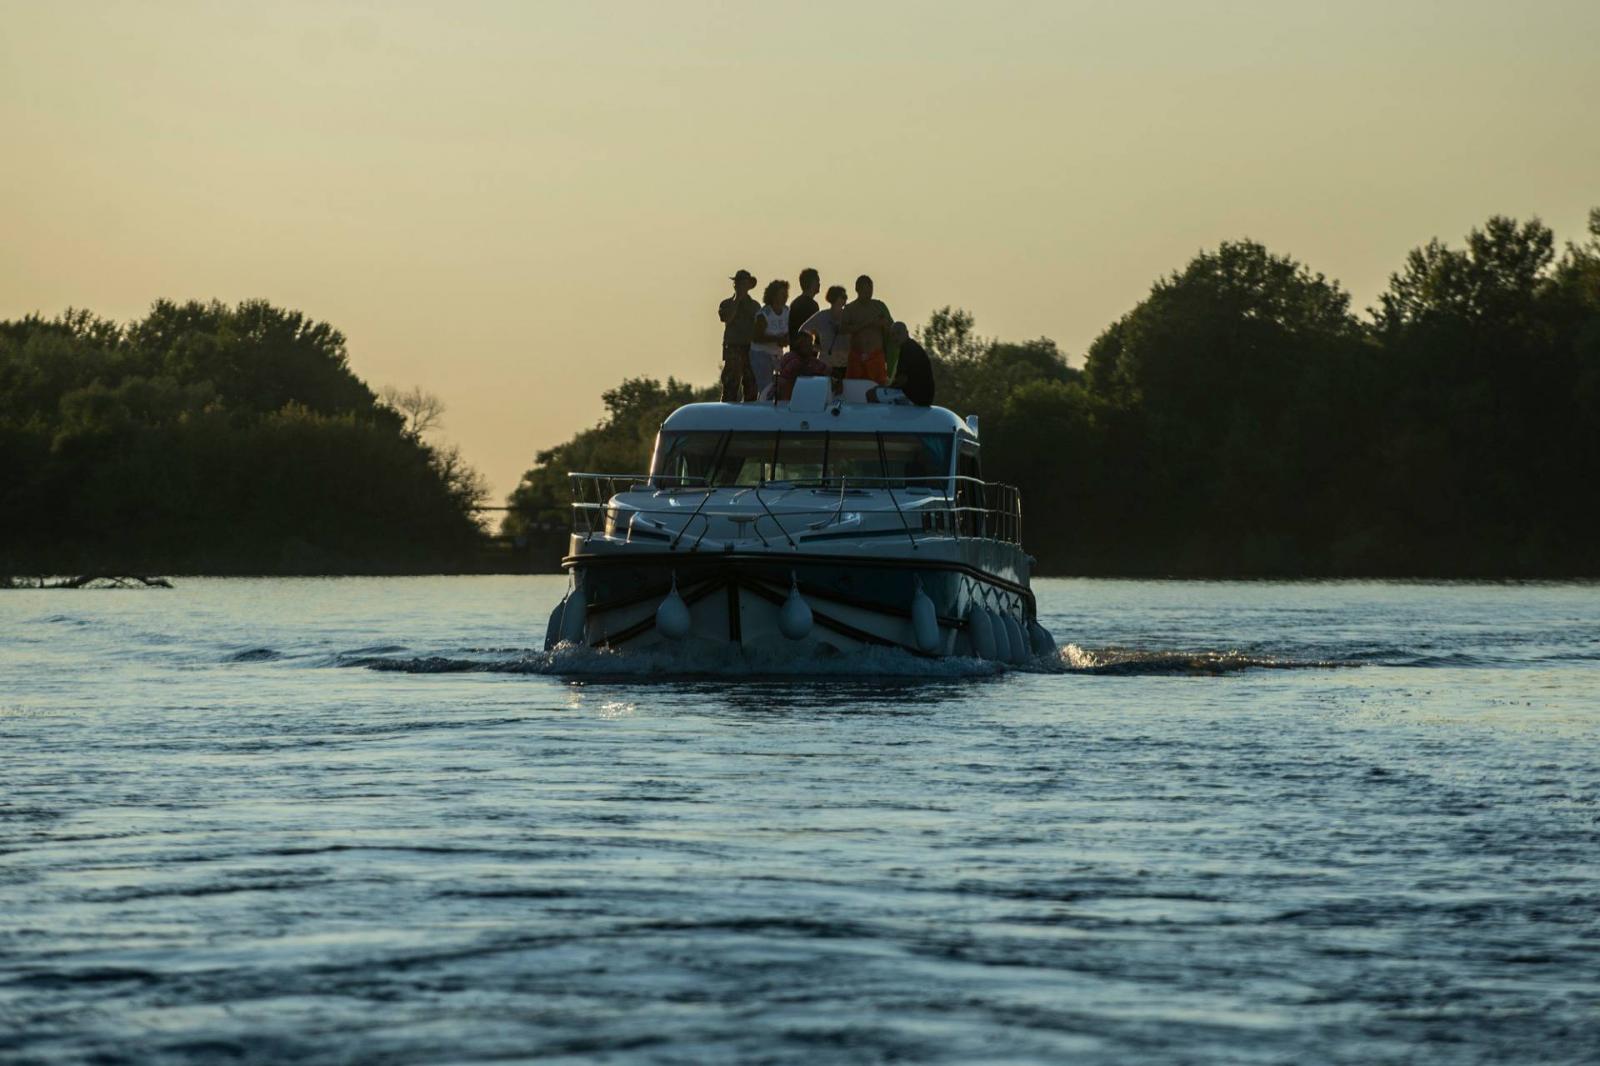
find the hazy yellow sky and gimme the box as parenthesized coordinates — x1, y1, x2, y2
(4, 1, 1597, 498)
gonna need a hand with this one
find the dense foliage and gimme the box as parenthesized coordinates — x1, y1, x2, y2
(1, 300, 487, 574)
(506, 211, 1600, 576)
(502, 377, 714, 540)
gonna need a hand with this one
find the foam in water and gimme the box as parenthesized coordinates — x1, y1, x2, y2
(1057, 642, 1347, 675)
(341, 641, 1351, 679)
(349, 640, 1018, 679)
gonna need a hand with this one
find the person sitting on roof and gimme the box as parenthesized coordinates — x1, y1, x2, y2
(840, 274, 893, 386)
(774, 330, 830, 402)
(890, 321, 935, 406)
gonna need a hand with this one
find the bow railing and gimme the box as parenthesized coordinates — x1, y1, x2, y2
(567, 473, 1023, 547)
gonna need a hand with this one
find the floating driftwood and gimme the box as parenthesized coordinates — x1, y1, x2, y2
(1, 574, 173, 590)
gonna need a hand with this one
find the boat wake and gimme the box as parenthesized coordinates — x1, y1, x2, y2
(332, 641, 1353, 679)
(1055, 643, 1351, 676)
(341, 642, 1011, 679)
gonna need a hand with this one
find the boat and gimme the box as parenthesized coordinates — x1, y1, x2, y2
(545, 378, 1054, 662)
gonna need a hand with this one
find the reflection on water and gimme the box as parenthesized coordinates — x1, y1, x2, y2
(2, 576, 1597, 1064)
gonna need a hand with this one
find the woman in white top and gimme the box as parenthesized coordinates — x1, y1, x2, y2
(750, 280, 790, 401)
(800, 284, 851, 372)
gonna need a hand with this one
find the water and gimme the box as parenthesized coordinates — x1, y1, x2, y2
(2, 577, 1597, 1064)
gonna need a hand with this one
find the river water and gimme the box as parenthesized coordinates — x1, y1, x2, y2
(2, 577, 1596, 1064)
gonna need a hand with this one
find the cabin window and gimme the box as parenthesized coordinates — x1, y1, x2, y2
(955, 441, 984, 536)
(882, 434, 952, 483)
(652, 431, 956, 487)
(957, 442, 982, 482)
(651, 431, 728, 485)
(770, 434, 826, 483)
(720, 432, 779, 485)
(827, 434, 884, 481)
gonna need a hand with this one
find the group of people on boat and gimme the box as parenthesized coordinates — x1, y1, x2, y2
(717, 268, 935, 406)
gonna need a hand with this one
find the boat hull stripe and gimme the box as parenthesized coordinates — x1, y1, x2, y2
(563, 550, 1035, 607)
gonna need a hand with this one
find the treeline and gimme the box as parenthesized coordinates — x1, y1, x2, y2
(502, 377, 714, 538)
(505, 210, 1600, 577)
(0, 300, 487, 574)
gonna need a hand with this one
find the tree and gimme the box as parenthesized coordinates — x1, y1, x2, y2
(1076, 239, 1370, 572)
(501, 377, 712, 538)
(379, 385, 447, 441)
(429, 442, 490, 517)
(126, 299, 377, 418)
(917, 306, 990, 364)
(1368, 213, 1599, 571)
(0, 301, 488, 574)
(1376, 215, 1556, 331)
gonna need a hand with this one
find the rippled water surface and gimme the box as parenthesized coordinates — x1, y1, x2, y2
(3, 577, 1597, 1064)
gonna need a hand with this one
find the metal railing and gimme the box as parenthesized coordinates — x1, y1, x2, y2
(566, 473, 1024, 548)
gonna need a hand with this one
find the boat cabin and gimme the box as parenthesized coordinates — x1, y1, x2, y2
(649, 390, 981, 491)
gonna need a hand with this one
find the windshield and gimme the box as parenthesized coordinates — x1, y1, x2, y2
(651, 431, 953, 487)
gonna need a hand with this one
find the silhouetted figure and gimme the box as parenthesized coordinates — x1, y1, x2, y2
(841, 274, 893, 386)
(789, 268, 820, 345)
(718, 269, 760, 402)
(891, 321, 935, 406)
(799, 284, 851, 385)
(775, 331, 829, 401)
(751, 279, 792, 401)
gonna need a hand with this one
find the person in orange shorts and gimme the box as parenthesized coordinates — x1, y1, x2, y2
(846, 347, 889, 385)
(840, 274, 894, 386)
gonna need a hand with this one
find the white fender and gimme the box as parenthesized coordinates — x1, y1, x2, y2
(559, 572, 587, 645)
(778, 574, 813, 640)
(991, 607, 1013, 662)
(911, 577, 940, 654)
(544, 599, 564, 651)
(1028, 620, 1056, 657)
(1001, 611, 1027, 665)
(967, 605, 997, 660)
(655, 573, 690, 640)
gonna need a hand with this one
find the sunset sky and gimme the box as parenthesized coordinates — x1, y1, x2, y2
(4, 1, 1596, 498)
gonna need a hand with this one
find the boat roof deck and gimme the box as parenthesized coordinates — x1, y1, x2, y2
(662, 401, 975, 438)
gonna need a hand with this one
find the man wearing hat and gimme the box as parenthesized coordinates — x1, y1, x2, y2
(718, 269, 760, 402)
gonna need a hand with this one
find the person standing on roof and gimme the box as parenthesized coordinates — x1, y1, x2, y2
(750, 279, 791, 401)
(840, 274, 894, 386)
(718, 269, 760, 402)
(799, 284, 851, 388)
(788, 268, 820, 346)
